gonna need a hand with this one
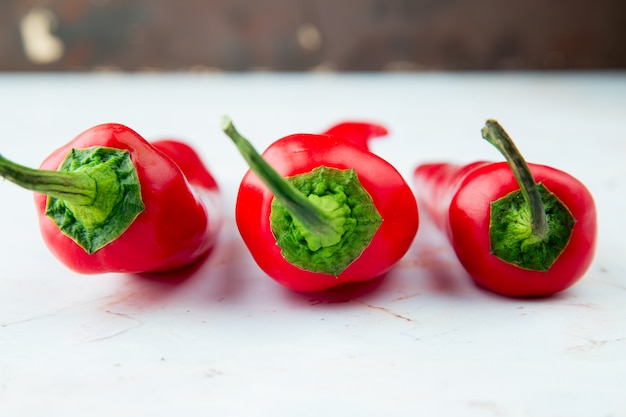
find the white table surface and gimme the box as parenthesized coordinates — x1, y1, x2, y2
(1, 72, 625, 416)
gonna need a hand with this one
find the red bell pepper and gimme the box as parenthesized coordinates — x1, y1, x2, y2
(221, 116, 419, 292)
(0, 123, 222, 274)
(413, 119, 597, 297)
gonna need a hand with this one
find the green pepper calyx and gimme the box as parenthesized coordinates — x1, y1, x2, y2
(271, 166, 382, 276)
(46, 147, 144, 254)
(489, 183, 575, 271)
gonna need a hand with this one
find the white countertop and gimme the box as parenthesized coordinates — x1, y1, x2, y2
(1, 72, 625, 416)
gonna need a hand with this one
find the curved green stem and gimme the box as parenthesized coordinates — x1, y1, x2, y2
(220, 115, 336, 239)
(0, 153, 96, 205)
(481, 119, 548, 240)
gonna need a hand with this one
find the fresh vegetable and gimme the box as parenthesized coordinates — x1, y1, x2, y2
(0, 123, 222, 274)
(221, 116, 419, 292)
(413, 119, 597, 297)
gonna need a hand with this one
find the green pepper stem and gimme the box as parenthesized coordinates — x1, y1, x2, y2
(220, 115, 336, 239)
(481, 119, 548, 240)
(0, 153, 96, 205)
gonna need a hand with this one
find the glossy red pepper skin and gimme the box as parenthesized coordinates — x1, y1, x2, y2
(414, 161, 597, 297)
(34, 123, 222, 274)
(236, 123, 419, 292)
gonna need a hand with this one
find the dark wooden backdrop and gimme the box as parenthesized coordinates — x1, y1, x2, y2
(1, 0, 625, 71)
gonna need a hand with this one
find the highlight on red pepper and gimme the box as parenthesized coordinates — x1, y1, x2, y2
(413, 119, 597, 298)
(220, 116, 419, 292)
(0, 123, 222, 274)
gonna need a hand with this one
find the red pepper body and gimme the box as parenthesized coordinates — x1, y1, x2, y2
(414, 161, 597, 297)
(235, 123, 418, 292)
(34, 123, 222, 274)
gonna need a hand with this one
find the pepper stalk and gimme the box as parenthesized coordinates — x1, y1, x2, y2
(220, 116, 338, 240)
(0, 153, 96, 204)
(481, 119, 548, 240)
(481, 119, 548, 241)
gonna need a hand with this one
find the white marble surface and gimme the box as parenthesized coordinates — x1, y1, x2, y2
(0, 72, 625, 416)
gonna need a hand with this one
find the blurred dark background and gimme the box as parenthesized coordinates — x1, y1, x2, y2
(1, 0, 625, 72)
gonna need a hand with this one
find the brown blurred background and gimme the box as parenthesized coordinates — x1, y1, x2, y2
(1, 0, 625, 72)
